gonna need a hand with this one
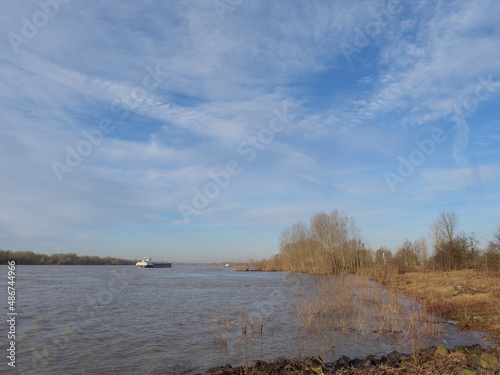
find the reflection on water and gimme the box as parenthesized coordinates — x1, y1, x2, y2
(4, 265, 488, 374)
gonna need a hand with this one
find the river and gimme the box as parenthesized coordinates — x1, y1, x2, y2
(2, 265, 488, 374)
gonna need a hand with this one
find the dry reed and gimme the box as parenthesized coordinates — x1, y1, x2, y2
(211, 274, 446, 368)
(290, 274, 442, 358)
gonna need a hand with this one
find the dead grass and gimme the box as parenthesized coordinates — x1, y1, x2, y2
(291, 275, 441, 358)
(368, 267, 500, 335)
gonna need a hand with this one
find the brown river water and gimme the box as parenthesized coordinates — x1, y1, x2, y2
(2, 265, 489, 374)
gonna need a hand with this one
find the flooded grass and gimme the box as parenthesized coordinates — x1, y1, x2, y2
(210, 274, 446, 370)
(289, 275, 442, 360)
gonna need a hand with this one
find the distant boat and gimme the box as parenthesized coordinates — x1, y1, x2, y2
(136, 257, 153, 268)
(225, 263, 230, 267)
(136, 257, 171, 268)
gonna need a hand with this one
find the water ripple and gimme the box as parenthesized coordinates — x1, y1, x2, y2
(7, 264, 488, 374)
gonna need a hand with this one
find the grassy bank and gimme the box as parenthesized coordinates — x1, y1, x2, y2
(364, 267, 500, 336)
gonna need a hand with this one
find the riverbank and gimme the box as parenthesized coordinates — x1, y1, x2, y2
(198, 344, 499, 374)
(364, 268, 500, 336)
(239, 263, 500, 337)
(196, 266, 500, 374)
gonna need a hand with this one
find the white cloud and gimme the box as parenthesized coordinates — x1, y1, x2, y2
(352, 0, 500, 125)
(1, 0, 499, 259)
(422, 163, 500, 192)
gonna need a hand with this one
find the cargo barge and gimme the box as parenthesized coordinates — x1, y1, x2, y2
(135, 257, 172, 268)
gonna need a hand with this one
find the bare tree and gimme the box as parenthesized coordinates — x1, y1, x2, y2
(431, 211, 459, 246)
(310, 209, 365, 273)
(394, 239, 419, 273)
(416, 236, 428, 265)
(484, 224, 500, 275)
(430, 211, 460, 270)
(279, 209, 368, 274)
(429, 211, 481, 270)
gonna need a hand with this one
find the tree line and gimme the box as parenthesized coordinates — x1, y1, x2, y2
(0, 250, 134, 265)
(254, 210, 500, 276)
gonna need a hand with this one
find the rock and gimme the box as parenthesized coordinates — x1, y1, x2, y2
(301, 357, 325, 375)
(350, 358, 360, 367)
(386, 351, 401, 365)
(453, 345, 469, 353)
(197, 345, 499, 375)
(283, 364, 296, 371)
(435, 344, 449, 356)
(366, 354, 384, 365)
(473, 356, 489, 369)
(210, 366, 235, 375)
(473, 352, 499, 369)
(466, 344, 482, 351)
(210, 364, 234, 375)
(351, 358, 371, 368)
(254, 360, 266, 368)
(331, 355, 351, 370)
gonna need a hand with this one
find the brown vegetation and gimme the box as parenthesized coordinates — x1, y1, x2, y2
(254, 210, 372, 274)
(369, 267, 500, 335)
(252, 210, 500, 276)
(207, 274, 446, 373)
(290, 275, 441, 357)
(250, 210, 500, 337)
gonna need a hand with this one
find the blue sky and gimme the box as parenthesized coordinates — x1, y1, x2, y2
(1, 0, 500, 262)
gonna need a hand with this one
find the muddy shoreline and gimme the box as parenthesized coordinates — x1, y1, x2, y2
(196, 344, 499, 374)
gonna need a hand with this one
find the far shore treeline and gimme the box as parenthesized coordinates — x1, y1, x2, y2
(251, 210, 500, 277)
(2, 210, 499, 273)
(0, 250, 134, 265)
